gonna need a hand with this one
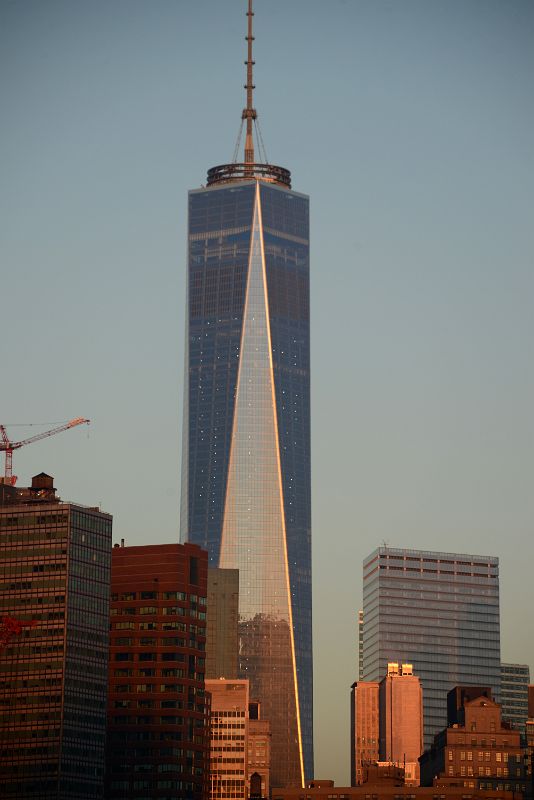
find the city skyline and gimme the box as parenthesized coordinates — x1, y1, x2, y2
(2, 0, 533, 785)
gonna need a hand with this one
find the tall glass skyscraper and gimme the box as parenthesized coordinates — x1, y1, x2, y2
(362, 546, 501, 748)
(181, 1, 312, 787)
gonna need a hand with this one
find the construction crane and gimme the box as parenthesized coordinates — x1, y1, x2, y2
(0, 417, 89, 486)
(0, 616, 36, 650)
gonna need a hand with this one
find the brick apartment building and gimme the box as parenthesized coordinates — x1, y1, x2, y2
(420, 688, 528, 796)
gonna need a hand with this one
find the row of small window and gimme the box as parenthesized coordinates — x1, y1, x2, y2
(114, 668, 203, 679)
(114, 621, 188, 631)
(110, 780, 200, 790)
(452, 737, 509, 746)
(109, 747, 195, 759)
(114, 700, 186, 709)
(210, 757, 245, 764)
(112, 716, 186, 725)
(211, 723, 246, 730)
(111, 591, 206, 603)
(0, 514, 68, 528)
(211, 734, 246, 741)
(448, 766, 516, 777)
(479, 784, 524, 792)
(379, 554, 495, 568)
(110, 606, 206, 619)
(116, 653, 186, 663)
(112, 763, 197, 774)
(450, 750, 510, 761)
(115, 685, 187, 694)
(212, 711, 246, 718)
(1, 547, 68, 558)
(114, 637, 185, 646)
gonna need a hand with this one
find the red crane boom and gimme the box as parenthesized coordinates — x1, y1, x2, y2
(0, 417, 90, 486)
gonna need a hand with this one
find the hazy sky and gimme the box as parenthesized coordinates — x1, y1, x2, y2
(2, 0, 533, 784)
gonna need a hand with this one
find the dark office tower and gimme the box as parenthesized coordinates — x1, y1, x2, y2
(500, 663, 530, 732)
(181, 1, 311, 786)
(105, 543, 209, 800)
(0, 473, 112, 799)
(362, 547, 501, 749)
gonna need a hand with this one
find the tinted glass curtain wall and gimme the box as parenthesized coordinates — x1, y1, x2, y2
(362, 547, 501, 749)
(182, 180, 312, 787)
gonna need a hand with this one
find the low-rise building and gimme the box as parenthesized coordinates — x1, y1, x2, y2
(273, 766, 517, 800)
(419, 688, 528, 796)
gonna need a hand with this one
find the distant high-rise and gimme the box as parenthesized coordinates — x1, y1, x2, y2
(362, 547, 501, 747)
(500, 663, 530, 733)
(0, 473, 112, 800)
(181, 0, 312, 786)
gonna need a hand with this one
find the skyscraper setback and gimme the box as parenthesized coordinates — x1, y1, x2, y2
(181, 1, 312, 787)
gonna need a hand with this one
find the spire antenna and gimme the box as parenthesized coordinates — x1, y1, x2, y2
(206, 0, 291, 188)
(242, 0, 257, 165)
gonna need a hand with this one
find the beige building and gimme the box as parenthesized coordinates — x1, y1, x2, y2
(379, 663, 423, 785)
(206, 678, 271, 800)
(351, 681, 380, 785)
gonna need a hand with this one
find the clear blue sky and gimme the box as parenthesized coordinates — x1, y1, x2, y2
(2, 0, 533, 784)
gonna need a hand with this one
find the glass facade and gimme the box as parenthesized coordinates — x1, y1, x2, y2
(362, 547, 501, 749)
(0, 498, 111, 799)
(500, 662, 530, 734)
(183, 179, 312, 787)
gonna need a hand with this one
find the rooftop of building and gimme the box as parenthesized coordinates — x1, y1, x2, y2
(364, 547, 499, 568)
(0, 473, 110, 516)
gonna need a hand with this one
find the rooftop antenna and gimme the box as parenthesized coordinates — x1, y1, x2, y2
(207, 0, 291, 188)
(243, 0, 256, 166)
